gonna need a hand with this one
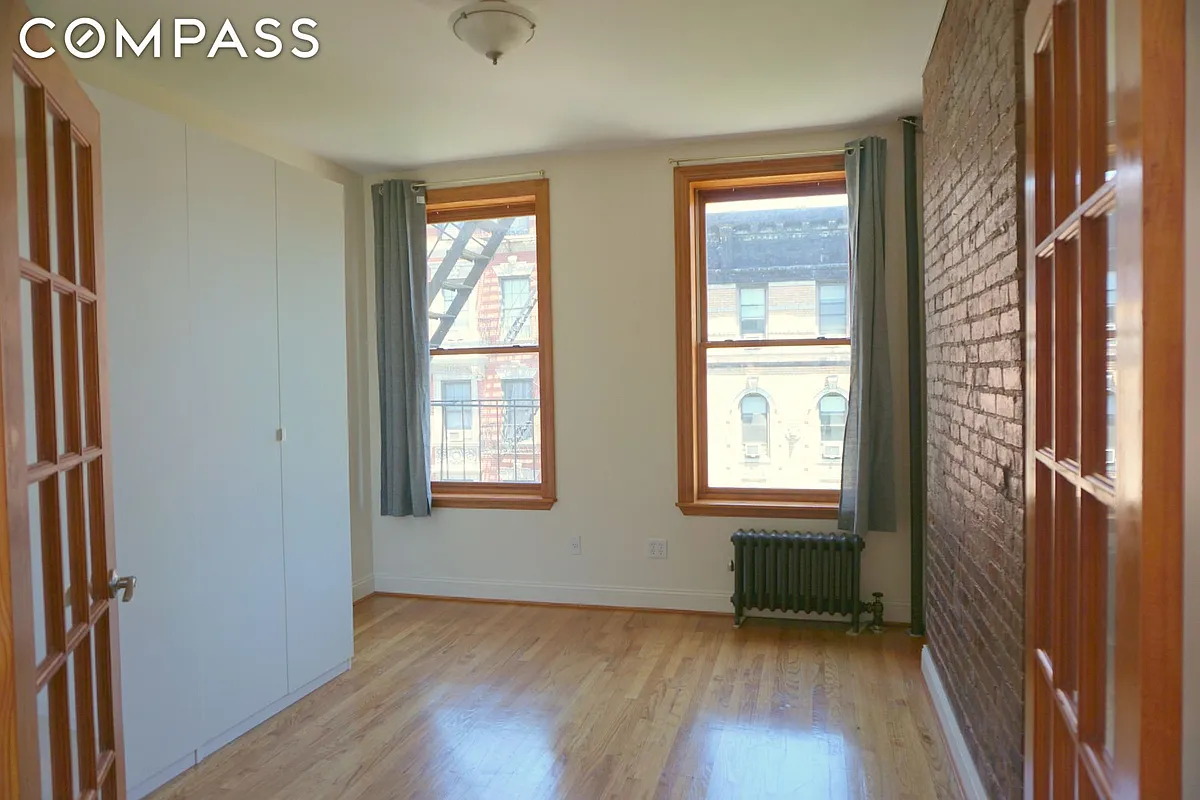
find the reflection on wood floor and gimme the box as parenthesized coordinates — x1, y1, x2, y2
(152, 596, 961, 799)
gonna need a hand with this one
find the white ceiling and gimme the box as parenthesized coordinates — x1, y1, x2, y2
(31, 0, 947, 173)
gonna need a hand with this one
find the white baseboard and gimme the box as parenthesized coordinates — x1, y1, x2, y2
(921, 646, 987, 800)
(129, 751, 197, 800)
(129, 660, 350, 799)
(352, 574, 375, 602)
(376, 574, 730, 612)
(374, 575, 911, 623)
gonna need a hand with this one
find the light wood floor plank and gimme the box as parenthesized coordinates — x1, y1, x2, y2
(150, 597, 962, 800)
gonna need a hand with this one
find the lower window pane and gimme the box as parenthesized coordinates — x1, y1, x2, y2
(705, 344, 850, 491)
(431, 352, 541, 484)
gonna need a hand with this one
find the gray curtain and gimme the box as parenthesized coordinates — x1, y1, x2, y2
(374, 180, 432, 517)
(839, 137, 897, 534)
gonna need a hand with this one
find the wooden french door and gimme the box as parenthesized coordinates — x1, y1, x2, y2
(0, 1, 128, 798)
(1023, 0, 1183, 798)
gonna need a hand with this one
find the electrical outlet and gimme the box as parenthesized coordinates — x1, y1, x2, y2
(648, 538, 668, 559)
(570, 536, 582, 555)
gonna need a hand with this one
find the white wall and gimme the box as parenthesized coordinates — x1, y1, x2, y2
(74, 66, 376, 596)
(362, 123, 915, 621)
(1184, 0, 1199, 792)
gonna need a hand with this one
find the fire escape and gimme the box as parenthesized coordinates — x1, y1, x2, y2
(427, 218, 516, 347)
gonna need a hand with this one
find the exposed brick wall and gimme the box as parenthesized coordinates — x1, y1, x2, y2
(922, 0, 1028, 797)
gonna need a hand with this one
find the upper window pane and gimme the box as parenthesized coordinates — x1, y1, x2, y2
(705, 193, 850, 342)
(427, 215, 538, 349)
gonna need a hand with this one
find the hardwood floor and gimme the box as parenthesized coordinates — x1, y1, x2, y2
(151, 597, 961, 799)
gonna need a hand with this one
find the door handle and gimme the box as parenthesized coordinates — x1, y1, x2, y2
(109, 570, 136, 603)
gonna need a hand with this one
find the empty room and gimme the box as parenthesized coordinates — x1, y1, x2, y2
(0, 0, 1196, 798)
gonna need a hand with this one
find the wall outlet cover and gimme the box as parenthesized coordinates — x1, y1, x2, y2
(570, 536, 582, 555)
(648, 538, 668, 559)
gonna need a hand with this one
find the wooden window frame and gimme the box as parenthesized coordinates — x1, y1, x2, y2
(674, 155, 848, 519)
(426, 179, 556, 511)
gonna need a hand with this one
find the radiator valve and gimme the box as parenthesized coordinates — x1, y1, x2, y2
(861, 592, 885, 633)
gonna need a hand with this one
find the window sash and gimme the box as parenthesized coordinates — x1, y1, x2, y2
(675, 156, 850, 516)
(424, 179, 555, 509)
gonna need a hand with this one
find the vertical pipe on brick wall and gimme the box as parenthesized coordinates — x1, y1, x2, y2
(902, 115, 927, 637)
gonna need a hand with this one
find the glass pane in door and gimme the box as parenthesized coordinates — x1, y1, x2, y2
(14, 72, 31, 260)
(21, 279, 38, 465)
(28, 480, 47, 666)
(36, 685, 52, 799)
(79, 300, 95, 449)
(75, 141, 96, 292)
(66, 651, 79, 797)
(81, 462, 94, 602)
(57, 472, 71, 622)
(45, 111, 59, 273)
(52, 290, 65, 456)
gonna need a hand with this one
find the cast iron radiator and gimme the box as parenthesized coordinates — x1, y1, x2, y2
(730, 530, 875, 630)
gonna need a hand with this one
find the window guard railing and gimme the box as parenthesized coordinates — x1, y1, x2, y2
(431, 399, 541, 483)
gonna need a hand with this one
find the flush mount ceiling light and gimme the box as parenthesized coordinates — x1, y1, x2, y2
(449, 0, 537, 65)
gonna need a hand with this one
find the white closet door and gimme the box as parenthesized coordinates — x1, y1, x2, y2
(185, 128, 289, 742)
(275, 164, 353, 691)
(90, 86, 202, 790)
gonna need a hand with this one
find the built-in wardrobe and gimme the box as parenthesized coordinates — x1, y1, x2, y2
(86, 86, 353, 798)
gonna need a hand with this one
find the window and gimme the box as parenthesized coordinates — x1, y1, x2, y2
(502, 379, 536, 442)
(740, 393, 769, 458)
(500, 276, 532, 340)
(818, 282, 848, 337)
(738, 285, 766, 335)
(818, 393, 848, 460)
(674, 155, 851, 518)
(425, 179, 555, 510)
(441, 380, 473, 431)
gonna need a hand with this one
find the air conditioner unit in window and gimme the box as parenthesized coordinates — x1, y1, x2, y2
(822, 442, 843, 461)
(447, 429, 466, 442)
(744, 443, 764, 459)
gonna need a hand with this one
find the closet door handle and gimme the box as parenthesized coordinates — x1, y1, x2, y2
(109, 570, 137, 603)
